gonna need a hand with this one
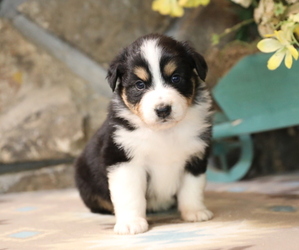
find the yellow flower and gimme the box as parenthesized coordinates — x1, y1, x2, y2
(288, 14, 299, 39)
(257, 30, 299, 70)
(230, 0, 252, 8)
(152, 0, 184, 17)
(152, 0, 210, 17)
(179, 0, 210, 8)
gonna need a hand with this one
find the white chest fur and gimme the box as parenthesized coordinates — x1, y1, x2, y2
(112, 103, 210, 211)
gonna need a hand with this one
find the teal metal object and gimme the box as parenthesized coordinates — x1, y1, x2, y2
(207, 53, 299, 182)
(207, 134, 253, 182)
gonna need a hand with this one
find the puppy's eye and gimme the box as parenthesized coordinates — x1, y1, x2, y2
(135, 81, 146, 90)
(171, 74, 181, 84)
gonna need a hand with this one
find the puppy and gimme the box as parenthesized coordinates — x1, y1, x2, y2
(75, 34, 213, 235)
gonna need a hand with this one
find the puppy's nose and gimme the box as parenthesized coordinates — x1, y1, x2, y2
(155, 105, 172, 118)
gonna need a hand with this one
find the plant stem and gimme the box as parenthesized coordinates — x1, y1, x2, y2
(223, 18, 254, 38)
(216, 18, 255, 42)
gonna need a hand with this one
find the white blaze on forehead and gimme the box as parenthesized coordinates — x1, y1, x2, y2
(140, 38, 163, 88)
(139, 38, 189, 130)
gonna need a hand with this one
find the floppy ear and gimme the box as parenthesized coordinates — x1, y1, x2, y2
(191, 51, 208, 81)
(183, 42, 208, 81)
(106, 49, 127, 92)
(106, 61, 120, 92)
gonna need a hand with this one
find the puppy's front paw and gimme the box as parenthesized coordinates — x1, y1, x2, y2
(181, 209, 213, 222)
(114, 217, 149, 235)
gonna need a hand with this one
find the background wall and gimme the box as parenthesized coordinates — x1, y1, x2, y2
(0, 0, 298, 193)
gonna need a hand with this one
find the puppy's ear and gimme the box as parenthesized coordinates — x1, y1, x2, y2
(106, 49, 127, 91)
(191, 51, 208, 81)
(106, 61, 120, 92)
(183, 42, 208, 81)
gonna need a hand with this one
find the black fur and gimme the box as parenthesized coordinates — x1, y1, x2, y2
(106, 34, 207, 103)
(75, 34, 211, 215)
(185, 148, 210, 176)
(75, 102, 133, 214)
(185, 125, 211, 176)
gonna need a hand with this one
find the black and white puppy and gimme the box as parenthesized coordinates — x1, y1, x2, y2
(75, 34, 213, 235)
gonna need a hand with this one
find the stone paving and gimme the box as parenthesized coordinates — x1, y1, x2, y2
(0, 173, 299, 249)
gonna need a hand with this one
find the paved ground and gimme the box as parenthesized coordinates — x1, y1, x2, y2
(0, 173, 298, 250)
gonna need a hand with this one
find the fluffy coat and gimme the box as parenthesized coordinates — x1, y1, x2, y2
(75, 34, 213, 234)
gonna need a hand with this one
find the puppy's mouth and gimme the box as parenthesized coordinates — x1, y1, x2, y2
(160, 117, 174, 124)
(144, 116, 180, 131)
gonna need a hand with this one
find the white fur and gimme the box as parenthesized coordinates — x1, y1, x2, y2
(114, 96, 211, 161)
(107, 37, 213, 234)
(178, 173, 213, 222)
(109, 95, 212, 234)
(140, 39, 163, 89)
(139, 38, 189, 129)
(108, 162, 148, 234)
(140, 86, 188, 130)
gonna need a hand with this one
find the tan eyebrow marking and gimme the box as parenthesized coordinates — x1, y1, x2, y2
(134, 67, 149, 82)
(164, 61, 177, 76)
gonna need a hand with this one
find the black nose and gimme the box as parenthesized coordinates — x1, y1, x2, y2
(155, 105, 172, 118)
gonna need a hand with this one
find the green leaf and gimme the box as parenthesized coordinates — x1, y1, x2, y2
(211, 34, 220, 45)
(274, 2, 286, 17)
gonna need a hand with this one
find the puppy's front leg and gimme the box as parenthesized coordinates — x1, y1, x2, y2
(108, 163, 148, 234)
(178, 173, 213, 222)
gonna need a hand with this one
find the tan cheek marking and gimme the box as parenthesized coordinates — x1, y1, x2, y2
(134, 67, 149, 82)
(164, 61, 177, 76)
(121, 90, 134, 113)
(121, 89, 146, 122)
(121, 89, 141, 116)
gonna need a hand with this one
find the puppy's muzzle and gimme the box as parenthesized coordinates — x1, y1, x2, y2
(155, 105, 172, 119)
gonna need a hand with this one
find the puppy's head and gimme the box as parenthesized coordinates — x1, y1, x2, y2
(107, 34, 208, 130)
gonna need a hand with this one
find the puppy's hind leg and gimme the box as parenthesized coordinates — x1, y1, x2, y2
(76, 176, 113, 214)
(108, 163, 148, 235)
